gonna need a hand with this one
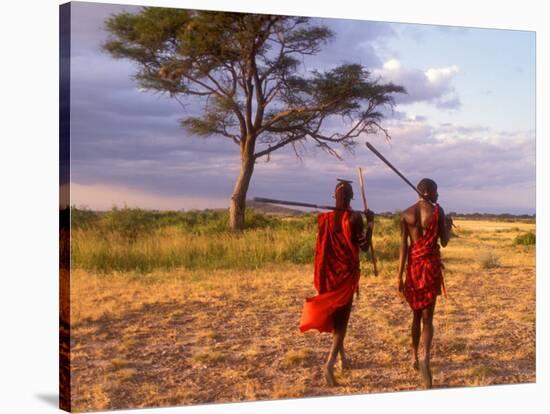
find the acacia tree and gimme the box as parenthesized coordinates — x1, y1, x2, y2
(103, 8, 405, 231)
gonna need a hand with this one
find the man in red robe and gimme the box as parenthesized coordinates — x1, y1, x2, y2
(397, 178, 451, 388)
(299, 180, 374, 386)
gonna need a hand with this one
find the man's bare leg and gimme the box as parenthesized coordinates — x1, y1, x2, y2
(324, 328, 341, 386)
(419, 300, 436, 388)
(411, 310, 422, 370)
(324, 302, 352, 385)
(338, 301, 353, 370)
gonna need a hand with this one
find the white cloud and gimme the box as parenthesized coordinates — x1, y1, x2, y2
(374, 59, 461, 109)
(425, 65, 459, 84)
(383, 59, 402, 71)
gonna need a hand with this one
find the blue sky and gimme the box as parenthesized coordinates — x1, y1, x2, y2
(386, 23, 535, 131)
(68, 2, 536, 214)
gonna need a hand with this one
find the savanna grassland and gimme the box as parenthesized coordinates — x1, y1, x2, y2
(68, 207, 536, 412)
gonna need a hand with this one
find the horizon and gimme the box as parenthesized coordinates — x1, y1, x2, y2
(64, 202, 536, 217)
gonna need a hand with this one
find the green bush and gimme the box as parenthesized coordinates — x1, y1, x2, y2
(71, 207, 100, 230)
(102, 206, 157, 240)
(70, 206, 285, 237)
(514, 232, 536, 246)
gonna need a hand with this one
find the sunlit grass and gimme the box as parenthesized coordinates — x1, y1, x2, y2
(71, 207, 402, 274)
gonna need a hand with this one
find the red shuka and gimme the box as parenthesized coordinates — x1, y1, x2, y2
(403, 204, 444, 310)
(299, 210, 360, 333)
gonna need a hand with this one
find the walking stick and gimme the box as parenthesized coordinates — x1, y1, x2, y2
(358, 167, 378, 276)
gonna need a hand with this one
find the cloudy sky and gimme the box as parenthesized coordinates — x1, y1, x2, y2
(68, 1, 535, 214)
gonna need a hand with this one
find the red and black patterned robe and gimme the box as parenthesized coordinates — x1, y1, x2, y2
(299, 210, 361, 333)
(403, 204, 444, 310)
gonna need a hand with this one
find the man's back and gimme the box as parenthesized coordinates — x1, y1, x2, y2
(402, 200, 435, 244)
(401, 200, 449, 247)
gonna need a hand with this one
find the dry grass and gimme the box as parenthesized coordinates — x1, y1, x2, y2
(193, 351, 225, 365)
(284, 348, 314, 367)
(69, 218, 536, 411)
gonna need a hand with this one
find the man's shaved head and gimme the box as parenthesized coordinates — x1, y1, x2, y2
(333, 180, 353, 232)
(335, 181, 353, 207)
(417, 178, 438, 202)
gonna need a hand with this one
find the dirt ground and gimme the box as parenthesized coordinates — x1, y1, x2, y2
(69, 219, 536, 412)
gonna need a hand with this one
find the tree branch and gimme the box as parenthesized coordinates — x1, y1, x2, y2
(253, 133, 306, 159)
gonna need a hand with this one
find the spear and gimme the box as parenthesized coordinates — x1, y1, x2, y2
(365, 141, 430, 202)
(358, 167, 379, 276)
(365, 141, 456, 230)
(252, 197, 352, 212)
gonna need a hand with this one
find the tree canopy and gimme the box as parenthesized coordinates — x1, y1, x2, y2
(103, 8, 406, 230)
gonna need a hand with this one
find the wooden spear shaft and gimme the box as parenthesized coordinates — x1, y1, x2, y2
(358, 167, 378, 276)
(366, 141, 433, 204)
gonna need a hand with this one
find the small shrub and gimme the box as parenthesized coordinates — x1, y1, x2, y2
(480, 251, 501, 269)
(514, 232, 536, 246)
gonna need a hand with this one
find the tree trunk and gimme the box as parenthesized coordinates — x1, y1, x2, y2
(229, 153, 255, 232)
